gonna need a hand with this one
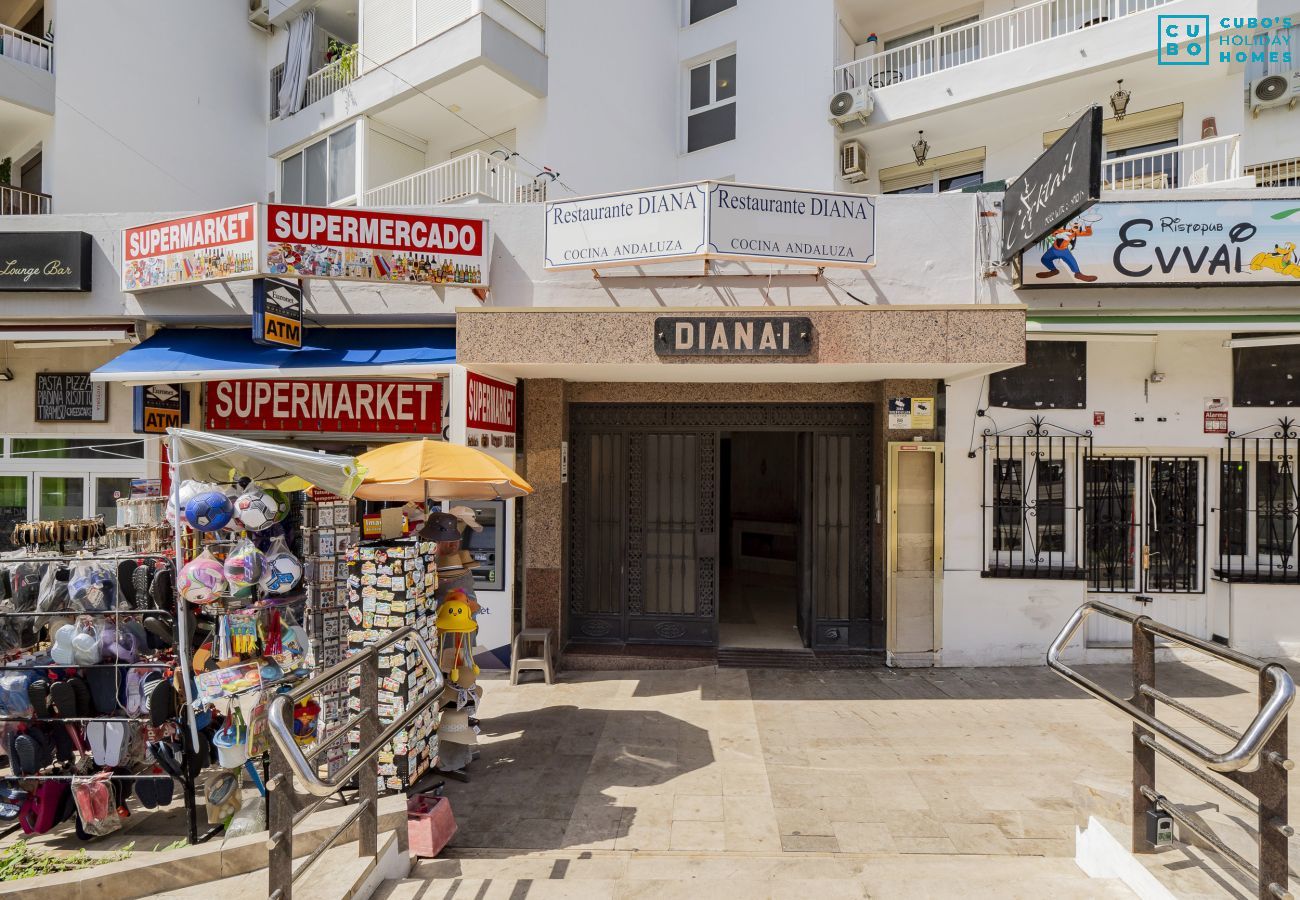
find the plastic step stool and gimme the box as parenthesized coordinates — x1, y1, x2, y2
(510, 628, 554, 685)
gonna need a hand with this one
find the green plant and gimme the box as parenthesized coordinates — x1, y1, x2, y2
(0, 158, 11, 186)
(0, 840, 132, 882)
(325, 38, 358, 81)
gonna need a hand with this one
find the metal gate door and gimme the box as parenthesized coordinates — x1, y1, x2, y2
(1085, 455, 1208, 646)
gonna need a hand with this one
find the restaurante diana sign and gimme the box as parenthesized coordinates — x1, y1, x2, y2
(544, 181, 876, 270)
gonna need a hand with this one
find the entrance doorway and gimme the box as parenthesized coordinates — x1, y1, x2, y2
(719, 432, 801, 649)
(566, 403, 874, 650)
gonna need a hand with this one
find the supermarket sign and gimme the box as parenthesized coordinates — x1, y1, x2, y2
(122, 204, 490, 292)
(205, 378, 446, 434)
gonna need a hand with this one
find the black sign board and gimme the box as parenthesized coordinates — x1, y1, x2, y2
(133, 384, 187, 434)
(655, 316, 813, 356)
(0, 231, 93, 292)
(252, 278, 303, 348)
(1001, 107, 1102, 262)
(35, 373, 107, 422)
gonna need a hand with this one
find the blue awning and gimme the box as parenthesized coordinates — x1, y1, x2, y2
(91, 327, 456, 385)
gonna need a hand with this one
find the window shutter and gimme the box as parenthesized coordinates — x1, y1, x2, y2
(1044, 103, 1182, 147)
(880, 146, 985, 193)
(362, 0, 413, 69)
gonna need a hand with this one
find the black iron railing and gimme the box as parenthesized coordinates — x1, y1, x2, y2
(1218, 419, 1300, 585)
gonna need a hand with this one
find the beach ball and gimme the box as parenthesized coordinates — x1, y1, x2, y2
(185, 491, 234, 532)
(178, 556, 226, 604)
(223, 545, 265, 600)
(234, 487, 279, 532)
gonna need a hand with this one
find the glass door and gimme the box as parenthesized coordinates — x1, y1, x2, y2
(0, 475, 31, 552)
(92, 475, 136, 528)
(38, 475, 86, 521)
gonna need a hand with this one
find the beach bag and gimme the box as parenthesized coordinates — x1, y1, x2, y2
(18, 780, 68, 835)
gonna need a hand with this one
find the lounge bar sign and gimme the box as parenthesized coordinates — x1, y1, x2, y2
(0, 231, 93, 292)
(251, 278, 303, 348)
(1021, 199, 1300, 287)
(122, 204, 489, 292)
(655, 316, 813, 356)
(1001, 106, 1102, 263)
(205, 378, 445, 434)
(35, 373, 107, 422)
(545, 181, 876, 270)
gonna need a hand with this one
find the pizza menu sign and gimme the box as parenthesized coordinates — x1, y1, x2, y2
(122, 204, 490, 292)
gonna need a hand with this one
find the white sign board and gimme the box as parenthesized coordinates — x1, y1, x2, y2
(545, 180, 877, 270)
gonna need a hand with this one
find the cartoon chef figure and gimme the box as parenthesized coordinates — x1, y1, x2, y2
(1036, 221, 1098, 282)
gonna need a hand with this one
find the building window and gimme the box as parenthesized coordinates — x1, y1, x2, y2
(687, 53, 736, 153)
(1104, 138, 1181, 190)
(1219, 427, 1300, 583)
(982, 422, 1088, 578)
(280, 123, 357, 206)
(988, 341, 1087, 410)
(688, 0, 735, 24)
(1232, 340, 1300, 407)
(883, 170, 985, 194)
(878, 147, 985, 194)
(1084, 457, 1138, 592)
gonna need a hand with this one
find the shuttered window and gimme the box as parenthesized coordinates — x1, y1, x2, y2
(879, 147, 985, 194)
(1044, 103, 1182, 150)
(361, 0, 413, 69)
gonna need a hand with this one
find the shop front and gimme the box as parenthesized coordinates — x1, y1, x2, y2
(458, 304, 1024, 663)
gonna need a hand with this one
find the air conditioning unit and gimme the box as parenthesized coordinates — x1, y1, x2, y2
(840, 141, 869, 182)
(828, 87, 874, 126)
(1250, 73, 1300, 116)
(248, 0, 272, 30)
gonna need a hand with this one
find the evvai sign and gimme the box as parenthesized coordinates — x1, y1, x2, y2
(545, 181, 876, 270)
(0, 232, 93, 291)
(1001, 107, 1102, 263)
(655, 316, 813, 356)
(252, 278, 303, 348)
(1020, 199, 1300, 287)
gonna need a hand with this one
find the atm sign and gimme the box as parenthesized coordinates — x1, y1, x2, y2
(252, 278, 303, 349)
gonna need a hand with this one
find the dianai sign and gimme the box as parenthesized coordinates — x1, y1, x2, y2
(544, 181, 876, 270)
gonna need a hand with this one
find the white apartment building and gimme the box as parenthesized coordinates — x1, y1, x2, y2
(0, 0, 1298, 667)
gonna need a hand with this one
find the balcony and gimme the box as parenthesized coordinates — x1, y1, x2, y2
(0, 24, 51, 74)
(268, 0, 545, 157)
(1101, 134, 1246, 191)
(0, 184, 51, 215)
(1247, 157, 1300, 188)
(0, 23, 53, 120)
(363, 151, 547, 207)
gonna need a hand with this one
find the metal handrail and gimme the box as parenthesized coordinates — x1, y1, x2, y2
(267, 625, 443, 797)
(1047, 601, 1294, 773)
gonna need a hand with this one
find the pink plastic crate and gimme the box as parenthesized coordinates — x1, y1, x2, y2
(407, 793, 457, 858)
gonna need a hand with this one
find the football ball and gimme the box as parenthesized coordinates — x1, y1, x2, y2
(223, 545, 265, 599)
(234, 487, 279, 532)
(263, 487, 290, 523)
(185, 491, 234, 532)
(178, 556, 226, 604)
(166, 480, 205, 526)
(261, 550, 303, 594)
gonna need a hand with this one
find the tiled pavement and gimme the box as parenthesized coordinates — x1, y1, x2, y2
(414, 660, 1289, 896)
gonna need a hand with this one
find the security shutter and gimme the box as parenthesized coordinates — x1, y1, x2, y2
(415, 0, 475, 43)
(361, 0, 413, 69)
(1044, 104, 1182, 149)
(879, 147, 985, 194)
(504, 0, 545, 27)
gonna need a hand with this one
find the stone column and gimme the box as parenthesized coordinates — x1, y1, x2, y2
(518, 378, 567, 649)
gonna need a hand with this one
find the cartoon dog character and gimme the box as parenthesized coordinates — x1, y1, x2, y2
(1251, 242, 1298, 277)
(1036, 222, 1099, 282)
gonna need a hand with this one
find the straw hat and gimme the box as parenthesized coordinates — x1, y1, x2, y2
(438, 709, 477, 745)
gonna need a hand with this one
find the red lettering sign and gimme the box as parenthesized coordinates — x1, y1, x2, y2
(466, 372, 516, 433)
(266, 205, 486, 256)
(123, 205, 258, 261)
(205, 379, 445, 434)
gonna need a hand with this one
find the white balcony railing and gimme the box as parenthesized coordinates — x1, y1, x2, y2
(0, 184, 52, 215)
(834, 0, 1171, 92)
(1247, 156, 1300, 187)
(269, 55, 357, 119)
(1101, 134, 1241, 191)
(0, 23, 52, 73)
(363, 151, 549, 207)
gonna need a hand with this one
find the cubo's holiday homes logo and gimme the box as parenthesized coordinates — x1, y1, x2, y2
(1158, 15, 1293, 67)
(1158, 15, 1209, 65)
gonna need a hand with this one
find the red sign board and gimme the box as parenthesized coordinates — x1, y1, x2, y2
(206, 379, 444, 434)
(122, 204, 259, 291)
(466, 372, 516, 433)
(1204, 410, 1229, 434)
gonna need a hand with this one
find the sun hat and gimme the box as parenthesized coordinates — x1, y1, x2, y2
(418, 512, 462, 543)
(437, 709, 477, 746)
(448, 506, 482, 532)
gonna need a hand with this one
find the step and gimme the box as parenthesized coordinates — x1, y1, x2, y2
(374, 850, 1134, 899)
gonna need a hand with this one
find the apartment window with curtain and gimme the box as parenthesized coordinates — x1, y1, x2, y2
(686, 52, 736, 153)
(879, 147, 986, 195)
(280, 123, 357, 206)
(688, 0, 736, 24)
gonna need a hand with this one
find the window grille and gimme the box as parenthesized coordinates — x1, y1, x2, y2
(1218, 418, 1300, 584)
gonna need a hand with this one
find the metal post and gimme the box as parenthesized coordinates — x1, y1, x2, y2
(1132, 617, 1157, 853)
(268, 703, 295, 900)
(358, 649, 379, 859)
(1257, 667, 1289, 900)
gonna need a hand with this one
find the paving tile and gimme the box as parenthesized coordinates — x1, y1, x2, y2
(832, 821, 897, 854)
(672, 793, 724, 821)
(780, 833, 841, 852)
(669, 819, 726, 852)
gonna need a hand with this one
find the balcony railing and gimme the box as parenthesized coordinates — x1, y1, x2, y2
(0, 23, 52, 73)
(1101, 134, 1241, 191)
(270, 56, 357, 119)
(1247, 156, 1300, 187)
(834, 0, 1172, 92)
(363, 151, 548, 207)
(0, 184, 51, 215)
